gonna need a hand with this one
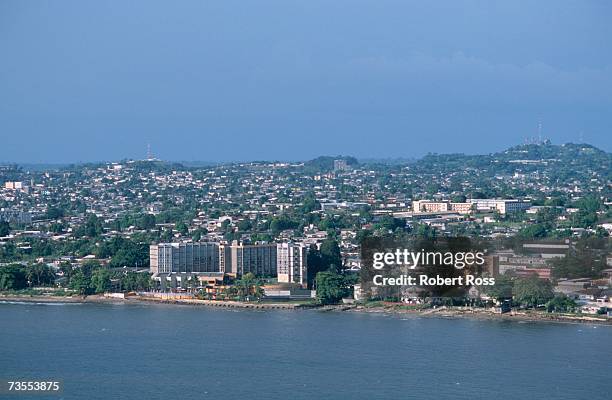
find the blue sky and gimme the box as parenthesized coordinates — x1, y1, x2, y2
(1, 1, 610, 163)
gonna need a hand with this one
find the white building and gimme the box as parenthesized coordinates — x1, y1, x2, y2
(277, 242, 308, 286)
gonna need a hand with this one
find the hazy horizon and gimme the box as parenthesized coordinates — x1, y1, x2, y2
(1, 1, 611, 163)
(0, 140, 607, 167)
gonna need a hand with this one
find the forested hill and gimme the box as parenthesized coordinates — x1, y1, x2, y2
(410, 143, 610, 180)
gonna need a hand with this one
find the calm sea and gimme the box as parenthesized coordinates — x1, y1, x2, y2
(1, 302, 610, 400)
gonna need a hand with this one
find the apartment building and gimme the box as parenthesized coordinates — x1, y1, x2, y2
(219, 241, 277, 277)
(150, 242, 220, 274)
(413, 199, 530, 215)
(277, 242, 308, 286)
(412, 200, 449, 213)
(449, 202, 473, 214)
(470, 199, 531, 214)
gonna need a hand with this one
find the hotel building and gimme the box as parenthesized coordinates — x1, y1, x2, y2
(149, 242, 220, 274)
(219, 241, 278, 277)
(277, 242, 308, 286)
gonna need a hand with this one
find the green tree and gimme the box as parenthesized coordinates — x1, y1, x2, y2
(513, 274, 554, 308)
(517, 223, 549, 239)
(75, 214, 103, 238)
(550, 250, 605, 279)
(233, 272, 263, 300)
(315, 271, 350, 304)
(176, 222, 189, 236)
(0, 264, 27, 290)
(301, 193, 321, 213)
(375, 216, 405, 232)
(237, 219, 253, 231)
(138, 213, 157, 230)
(69, 269, 92, 295)
(90, 268, 112, 293)
(0, 221, 10, 237)
(546, 294, 577, 313)
(269, 215, 298, 236)
(135, 272, 153, 291)
(482, 274, 514, 301)
(320, 238, 342, 271)
(46, 206, 66, 220)
(25, 263, 56, 287)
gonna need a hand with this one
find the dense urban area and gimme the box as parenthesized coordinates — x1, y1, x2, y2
(1, 142, 611, 318)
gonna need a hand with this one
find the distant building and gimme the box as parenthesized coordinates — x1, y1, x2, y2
(277, 242, 308, 286)
(3, 181, 29, 193)
(449, 202, 473, 214)
(412, 199, 529, 215)
(470, 199, 531, 214)
(333, 159, 349, 172)
(4, 181, 24, 190)
(412, 200, 449, 213)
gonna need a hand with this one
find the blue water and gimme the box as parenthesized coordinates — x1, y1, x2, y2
(1, 302, 610, 400)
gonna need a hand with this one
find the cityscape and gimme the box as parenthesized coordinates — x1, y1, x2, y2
(1, 141, 610, 319)
(1, 1, 611, 398)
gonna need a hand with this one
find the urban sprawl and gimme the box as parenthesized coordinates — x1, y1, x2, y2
(1, 142, 611, 317)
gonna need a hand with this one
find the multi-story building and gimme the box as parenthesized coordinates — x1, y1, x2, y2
(413, 199, 530, 215)
(449, 202, 473, 214)
(412, 200, 449, 213)
(277, 242, 308, 286)
(470, 199, 531, 214)
(219, 241, 277, 277)
(3, 181, 29, 193)
(149, 242, 220, 274)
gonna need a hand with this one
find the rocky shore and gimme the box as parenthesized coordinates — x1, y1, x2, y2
(2, 294, 610, 325)
(344, 304, 612, 325)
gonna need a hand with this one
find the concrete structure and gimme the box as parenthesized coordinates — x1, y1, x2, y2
(412, 199, 530, 215)
(470, 199, 531, 214)
(277, 242, 308, 286)
(262, 284, 315, 300)
(3, 181, 30, 194)
(220, 241, 277, 277)
(149, 242, 220, 274)
(412, 200, 449, 213)
(4, 181, 25, 190)
(449, 202, 473, 214)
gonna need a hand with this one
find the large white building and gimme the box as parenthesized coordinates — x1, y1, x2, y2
(277, 242, 308, 286)
(470, 199, 531, 214)
(412, 199, 530, 215)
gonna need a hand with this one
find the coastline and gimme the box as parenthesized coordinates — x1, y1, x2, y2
(345, 304, 612, 325)
(1, 294, 610, 325)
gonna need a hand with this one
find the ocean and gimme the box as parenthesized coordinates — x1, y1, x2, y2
(1, 302, 610, 400)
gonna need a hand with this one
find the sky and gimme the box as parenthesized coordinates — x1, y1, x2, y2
(1, 0, 611, 163)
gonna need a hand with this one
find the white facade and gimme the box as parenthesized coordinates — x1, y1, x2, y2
(276, 242, 308, 286)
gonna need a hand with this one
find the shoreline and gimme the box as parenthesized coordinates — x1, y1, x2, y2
(345, 304, 612, 325)
(1, 294, 610, 325)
